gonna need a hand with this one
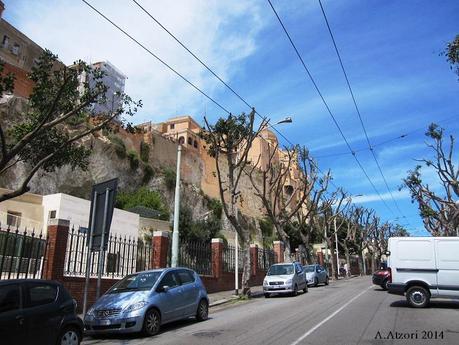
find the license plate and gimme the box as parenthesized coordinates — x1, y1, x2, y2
(99, 320, 111, 326)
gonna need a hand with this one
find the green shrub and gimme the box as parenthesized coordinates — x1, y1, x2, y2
(116, 187, 169, 220)
(109, 135, 126, 159)
(142, 164, 154, 184)
(163, 168, 176, 190)
(127, 150, 139, 170)
(207, 198, 223, 219)
(140, 141, 150, 162)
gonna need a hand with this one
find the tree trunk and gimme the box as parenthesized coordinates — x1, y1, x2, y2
(300, 232, 312, 264)
(326, 237, 337, 280)
(358, 249, 365, 276)
(344, 243, 351, 277)
(274, 223, 292, 263)
(240, 236, 251, 296)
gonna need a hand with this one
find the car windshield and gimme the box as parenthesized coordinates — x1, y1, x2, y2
(107, 272, 162, 293)
(268, 264, 294, 276)
(304, 265, 315, 273)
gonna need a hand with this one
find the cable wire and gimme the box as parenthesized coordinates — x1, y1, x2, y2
(81, 0, 231, 115)
(318, 0, 406, 221)
(267, 0, 396, 217)
(129, 0, 340, 190)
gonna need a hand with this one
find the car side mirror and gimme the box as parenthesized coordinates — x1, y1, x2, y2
(157, 285, 170, 293)
(385, 250, 391, 256)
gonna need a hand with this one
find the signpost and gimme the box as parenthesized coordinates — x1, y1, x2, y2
(82, 178, 118, 316)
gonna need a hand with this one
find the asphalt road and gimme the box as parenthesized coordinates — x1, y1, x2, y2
(82, 276, 459, 345)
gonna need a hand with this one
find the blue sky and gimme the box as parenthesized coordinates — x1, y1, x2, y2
(4, 0, 459, 235)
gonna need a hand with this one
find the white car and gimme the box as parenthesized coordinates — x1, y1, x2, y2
(263, 262, 308, 297)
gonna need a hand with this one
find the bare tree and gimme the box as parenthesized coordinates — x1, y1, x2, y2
(403, 124, 459, 236)
(202, 109, 267, 295)
(316, 188, 350, 279)
(246, 142, 326, 262)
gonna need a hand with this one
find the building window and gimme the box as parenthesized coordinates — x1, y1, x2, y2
(170, 124, 175, 130)
(11, 43, 20, 56)
(1, 35, 9, 48)
(284, 185, 294, 196)
(187, 137, 192, 145)
(193, 140, 198, 148)
(49, 210, 57, 219)
(6, 211, 21, 228)
(178, 136, 185, 145)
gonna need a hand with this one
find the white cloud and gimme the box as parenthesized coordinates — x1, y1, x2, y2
(352, 189, 410, 203)
(7, 0, 265, 123)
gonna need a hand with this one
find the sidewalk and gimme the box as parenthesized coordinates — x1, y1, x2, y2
(208, 285, 264, 307)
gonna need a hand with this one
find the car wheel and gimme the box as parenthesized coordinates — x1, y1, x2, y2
(196, 299, 208, 321)
(382, 279, 389, 291)
(325, 276, 329, 286)
(143, 308, 161, 336)
(264, 293, 270, 298)
(314, 277, 319, 287)
(292, 284, 298, 297)
(303, 285, 308, 293)
(58, 326, 81, 345)
(406, 286, 430, 308)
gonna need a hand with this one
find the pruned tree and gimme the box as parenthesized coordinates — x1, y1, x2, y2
(246, 142, 327, 262)
(0, 50, 141, 202)
(443, 34, 459, 79)
(403, 124, 458, 236)
(202, 109, 267, 296)
(338, 205, 362, 277)
(316, 188, 350, 279)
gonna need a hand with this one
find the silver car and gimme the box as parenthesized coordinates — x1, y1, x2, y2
(263, 262, 308, 297)
(303, 264, 329, 287)
(84, 268, 209, 337)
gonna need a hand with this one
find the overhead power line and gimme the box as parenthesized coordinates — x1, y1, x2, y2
(317, 0, 407, 221)
(267, 0, 397, 218)
(129, 0, 339, 189)
(81, 0, 231, 115)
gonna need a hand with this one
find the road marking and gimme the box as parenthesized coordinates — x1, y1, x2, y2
(290, 285, 373, 345)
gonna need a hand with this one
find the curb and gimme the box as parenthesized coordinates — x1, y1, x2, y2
(209, 290, 264, 308)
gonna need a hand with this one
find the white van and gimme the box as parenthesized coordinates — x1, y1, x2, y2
(387, 236, 459, 308)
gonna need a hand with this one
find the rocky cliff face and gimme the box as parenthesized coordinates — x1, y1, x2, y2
(0, 96, 265, 244)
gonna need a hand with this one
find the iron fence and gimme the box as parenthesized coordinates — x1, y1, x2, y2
(223, 244, 244, 272)
(0, 226, 47, 280)
(64, 226, 152, 279)
(257, 247, 275, 271)
(178, 240, 212, 275)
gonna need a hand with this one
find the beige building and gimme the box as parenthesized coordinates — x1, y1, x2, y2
(0, 188, 43, 231)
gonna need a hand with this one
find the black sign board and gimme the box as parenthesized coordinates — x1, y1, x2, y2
(87, 178, 118, 251)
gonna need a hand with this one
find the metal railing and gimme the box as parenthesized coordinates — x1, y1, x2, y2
(223, 244, 244, 273)
(257, 247, 275, 271)
(0, 226, 47, 280)
(64, 226, 152, 279)
(178, 240, 212, 275)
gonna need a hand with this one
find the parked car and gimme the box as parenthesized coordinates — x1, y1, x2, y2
(263, 262, 308, 297)
(303, 264, 329, 287)
(84, 268, 208, 336)
(0, 279, 84, 345)
(372, 268, 391, 290)
(387, 236, 459, 308)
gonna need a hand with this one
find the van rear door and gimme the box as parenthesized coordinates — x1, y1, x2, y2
(434, 238, 459, 298)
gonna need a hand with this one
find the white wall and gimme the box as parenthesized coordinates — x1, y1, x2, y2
(42, 193, 139, 238)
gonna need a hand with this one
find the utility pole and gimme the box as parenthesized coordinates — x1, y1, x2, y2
(334, 217, 339, 279)
(171, 144, 182, 267)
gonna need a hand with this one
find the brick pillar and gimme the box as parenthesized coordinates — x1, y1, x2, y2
(273, 241, 284, 263)
(250, 244, 258, 276)
(44, 219, 70, 281)
(151, 231, 170, 269)
(317, 251, 324, 266)
(211, 238, 223, 278)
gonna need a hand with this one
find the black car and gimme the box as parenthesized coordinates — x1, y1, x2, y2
(0, 279, 84, 345)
